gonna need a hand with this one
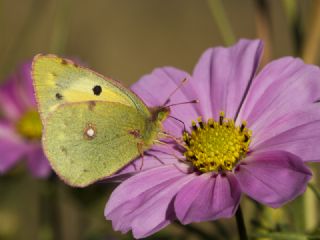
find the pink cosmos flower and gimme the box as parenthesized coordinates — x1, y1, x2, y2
(105, 39, 319, 238)
(0, 62, 51, 177)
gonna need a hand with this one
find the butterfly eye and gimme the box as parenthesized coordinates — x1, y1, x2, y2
(92, 85, 102, 96)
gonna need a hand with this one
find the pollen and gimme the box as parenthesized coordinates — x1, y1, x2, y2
(15, 109, 42, 140)
(183, 112, 251, 173)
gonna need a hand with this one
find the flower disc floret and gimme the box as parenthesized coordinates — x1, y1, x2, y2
(183, 112, 251, 172)
(15, 109, 42, 140)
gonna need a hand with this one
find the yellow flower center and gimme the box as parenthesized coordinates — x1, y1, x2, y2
(15, 109, 42, 140)
(183, 112, 251, 173)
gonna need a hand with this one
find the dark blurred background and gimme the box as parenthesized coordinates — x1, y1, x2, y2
(0, 0, 319, 239)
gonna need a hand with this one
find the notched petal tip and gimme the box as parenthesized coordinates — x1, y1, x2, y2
(174, 173, 241, 224)
(192, 39, 264, 120)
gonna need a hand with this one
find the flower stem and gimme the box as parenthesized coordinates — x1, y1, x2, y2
(235, 206, 248, 240)
(308, 182, 320, 201)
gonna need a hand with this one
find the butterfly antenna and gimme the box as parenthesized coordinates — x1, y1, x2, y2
(168, 115, 187, 132)
(163, 78, 188, 106)
(165, 99, 199, 108)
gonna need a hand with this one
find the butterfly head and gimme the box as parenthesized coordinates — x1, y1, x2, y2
(150, 106, 170, 123)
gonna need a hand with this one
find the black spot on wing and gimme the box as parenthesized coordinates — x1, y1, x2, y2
(56, 93, 63, 100)
(92, 85, 102, 96)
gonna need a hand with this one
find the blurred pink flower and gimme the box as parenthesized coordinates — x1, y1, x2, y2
(105, 39, 319, 238)
(0, 61, 50, 177)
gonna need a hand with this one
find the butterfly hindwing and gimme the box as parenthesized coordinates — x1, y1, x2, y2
(32, 54, 148, 120)
(43, 101, 150, 187)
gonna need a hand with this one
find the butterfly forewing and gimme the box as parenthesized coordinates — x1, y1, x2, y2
(32, 55, 149, 120)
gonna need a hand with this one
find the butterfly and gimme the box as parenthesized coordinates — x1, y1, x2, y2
(32, 54, 171, 187)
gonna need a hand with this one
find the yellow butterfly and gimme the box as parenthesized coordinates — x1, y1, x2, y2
(32, 55, 170, 187)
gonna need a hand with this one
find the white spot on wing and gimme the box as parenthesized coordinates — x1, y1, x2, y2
(84, 123, 97, 140)
(86, 128, 95, 137)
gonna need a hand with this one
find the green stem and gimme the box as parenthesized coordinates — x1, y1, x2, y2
(308, 182, 320, 201)
(282, 0, 297, 25)
(235, 206, 248, 240)
(282, 0, 301, 56)
(291, 196, 305, 232)
(207, 0, 235, 45)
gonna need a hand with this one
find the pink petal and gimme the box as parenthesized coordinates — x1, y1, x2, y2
(0, 122, 27, 173)
(255, 120, 320, 162)
(0, 61, 35, 121)
(0, 77, 24, 120)
(0, 139, 26, 173)
(175, 173, 241, 224)
(26, 146, 51, 178)
(237, 57, 320, 131)
(235, 151, 311, 208)
(192, 39, 263, 120)
(131, 67, 200, 136)
(251, 104, 320, 145)
(16, 62, 36, 107)
(251, 104, 320, 162)
(105, 164, 193, 239)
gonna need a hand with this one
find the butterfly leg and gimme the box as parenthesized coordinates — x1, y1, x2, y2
(146, 151, 185, 164)
(171, 152, 187, 163)
(157, 132, 186, 148)
(137, 142, 145, 171)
